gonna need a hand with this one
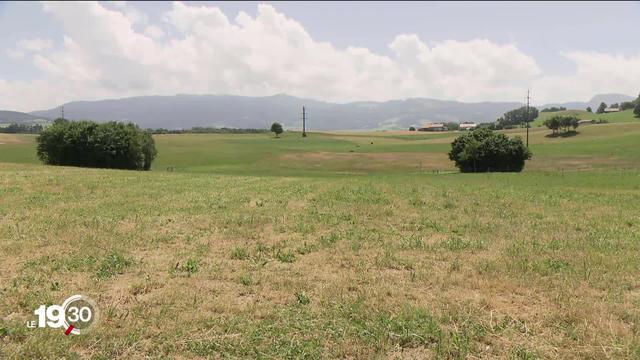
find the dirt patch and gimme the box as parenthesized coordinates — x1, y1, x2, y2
(527, 155, 634, 171)
(0, 134, 27, 144)
(280, 151, 455, 172)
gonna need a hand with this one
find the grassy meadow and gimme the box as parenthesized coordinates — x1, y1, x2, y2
(532, 109, 637, 127)
(1, 122, 640, 358)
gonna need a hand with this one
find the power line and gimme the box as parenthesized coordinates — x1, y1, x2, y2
(302, 106, 307, 137)
(526, 90, 530, 148)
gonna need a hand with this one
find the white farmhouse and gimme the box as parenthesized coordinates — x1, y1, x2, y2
(459, 122, 478, 131)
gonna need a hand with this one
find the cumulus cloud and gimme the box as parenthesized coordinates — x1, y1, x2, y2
(17, 38, 54, 52)
(6, 37, 54, 60)
(534, 52, 640, 103)
(0, 1, 637, 111)
(144, 25, 165, 39)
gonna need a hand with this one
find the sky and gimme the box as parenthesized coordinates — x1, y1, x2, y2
(1, 1, 639, 112)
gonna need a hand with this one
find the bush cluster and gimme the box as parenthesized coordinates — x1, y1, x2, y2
(36, 119, 157, 170)
(543, 115, 579, 134)
(448, 128, 531, 173)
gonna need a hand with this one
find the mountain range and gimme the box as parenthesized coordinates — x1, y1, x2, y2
(0, 110, 49, 124)
(28, 94, 523, 130)
(0, 93, 635, 130)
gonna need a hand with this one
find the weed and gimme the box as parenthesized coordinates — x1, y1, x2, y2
(96, 252, 132, 279)
(230, 246, 250, 260)
(276, 249, 296, 263)
(295, 291, 310, 305)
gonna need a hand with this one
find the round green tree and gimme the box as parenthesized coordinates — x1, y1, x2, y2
(448, 128, 531, 173)
(36, 119, 157, 170)
(270, 122, 283, 137)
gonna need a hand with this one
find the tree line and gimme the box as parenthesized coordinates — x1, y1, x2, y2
(541, 106, 566, 112)
(148, 127, 270, 134)
(0, 123, 44, 134)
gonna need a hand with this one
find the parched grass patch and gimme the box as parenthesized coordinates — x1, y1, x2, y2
(1, 160, 640, 358)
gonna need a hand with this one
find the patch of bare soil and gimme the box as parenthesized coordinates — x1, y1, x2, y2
(0, 134, 26, 144)
(280, 151, 455, 171)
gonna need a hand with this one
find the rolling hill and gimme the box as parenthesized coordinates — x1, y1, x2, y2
(2, 122, 640, 358)
(533, 109, 638, 126)
(541, 93, 636, 111)
(30, 94, 523, 131)
(0, 110, 49, 125)
(21, 92, 639, 131)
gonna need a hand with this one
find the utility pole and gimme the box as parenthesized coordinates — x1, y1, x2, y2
(302, 106, 307, 137)
(61, 106, 64, 120)
(526, 90, 530, 148)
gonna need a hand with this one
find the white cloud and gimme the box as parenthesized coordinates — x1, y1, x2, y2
(534, 52, 640, 103)
(6, 37, 54, 60)
(6, 48, 25, 59)
(17, 38, 54, 52)
(0, 1, 637, 111)
(144, 25, 165, 39)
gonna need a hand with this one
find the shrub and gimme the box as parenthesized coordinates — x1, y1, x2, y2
(634, 103, 640, 118)
(36, 119, 157, 170)
(448, 128, 531, 173)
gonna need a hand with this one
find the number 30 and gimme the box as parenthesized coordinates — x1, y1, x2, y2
(67, 306, 92, 322)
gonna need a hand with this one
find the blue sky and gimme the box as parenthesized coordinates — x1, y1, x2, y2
(1, 1, 639, 111)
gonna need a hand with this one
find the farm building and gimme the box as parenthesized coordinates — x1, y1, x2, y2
(418, 123, 448, 132)
(604, 107, 620, 113)
(459, 122, 478, 131)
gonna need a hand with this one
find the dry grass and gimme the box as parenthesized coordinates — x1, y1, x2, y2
(0, 133, 29, 145)
(1, 162, 640, 358)
(280, 151, 454, 172)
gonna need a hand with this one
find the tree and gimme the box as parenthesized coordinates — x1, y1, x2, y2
(448, 128, 531, 173)
(408, 126, 416, 131)
(596, 102, 607, 114)
(445, 122, 460, 131)
(625, 93, 640, 112)
(586, 106, 592, 113)
(541, 106, 566, 112)
(620, 102, 635, 111)
(634, 103, 640, 118)
(496, 106, 539, 128)
(36, 120, 156, 170)
(544, 115, 579, 135)
(543, 117, 561, 134)
(270, 122, 283, 137)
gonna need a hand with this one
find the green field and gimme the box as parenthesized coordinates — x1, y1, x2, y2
(533, 109, 638, 127)
(3, 122, 640, 175)
(2, 125, 640, 358)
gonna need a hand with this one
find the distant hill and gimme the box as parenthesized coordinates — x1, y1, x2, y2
(533, 109, 638, 127)
(30, 94, 522, 131)
(0, 110, 49, 124)
(22, 92, 639, 130)
(542, 93, 635, 111)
